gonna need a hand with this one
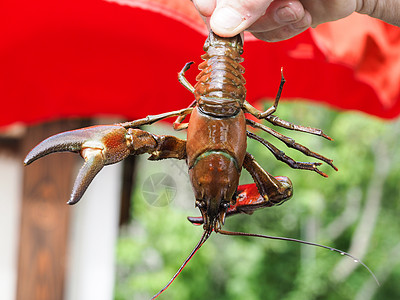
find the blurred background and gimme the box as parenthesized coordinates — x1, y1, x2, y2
(1, 0, 400, 300)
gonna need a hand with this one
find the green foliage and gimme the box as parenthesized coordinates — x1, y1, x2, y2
(114, 101, 400, 300)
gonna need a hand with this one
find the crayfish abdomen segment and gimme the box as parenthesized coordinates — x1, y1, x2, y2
(194, 32, 246, 112)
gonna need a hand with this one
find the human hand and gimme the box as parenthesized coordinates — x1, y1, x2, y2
(193, 0, 400, 42)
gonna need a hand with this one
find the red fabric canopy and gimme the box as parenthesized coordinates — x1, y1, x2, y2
(1, 0, 400, 129)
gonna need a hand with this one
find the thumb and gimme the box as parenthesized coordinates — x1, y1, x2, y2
(210, 0, 273, 36)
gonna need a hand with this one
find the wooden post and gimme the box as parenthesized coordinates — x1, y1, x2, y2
(17, 120, 81, 300)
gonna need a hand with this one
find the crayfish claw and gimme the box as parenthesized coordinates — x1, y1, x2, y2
(24, 125, 134, 203)
(68, 149, 105, 205)
(187, 216, 204, 225)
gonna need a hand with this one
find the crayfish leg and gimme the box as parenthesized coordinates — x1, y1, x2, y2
(178, 61, 195, 93)
(243, 152, 293, 206)
(247, 131, 329, 177)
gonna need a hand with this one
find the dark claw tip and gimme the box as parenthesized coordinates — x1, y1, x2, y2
(67, 198, 79, 205)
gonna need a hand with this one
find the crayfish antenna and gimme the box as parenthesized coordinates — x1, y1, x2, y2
(217, 229, 380, 286)
(151, 230, 211, 299)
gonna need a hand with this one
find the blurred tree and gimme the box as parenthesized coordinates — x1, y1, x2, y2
(114, 101, 400, 300)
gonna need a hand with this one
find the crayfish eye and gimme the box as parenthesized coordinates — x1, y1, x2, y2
(195, 200, 205, 208)
(220, 201, 230, 209)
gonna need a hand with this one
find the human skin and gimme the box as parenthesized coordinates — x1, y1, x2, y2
(193, 0, 400, 42)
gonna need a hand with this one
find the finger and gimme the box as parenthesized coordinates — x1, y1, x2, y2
(209, 0, 274, 37)
(251, 10, 311, 42)
(247, 0, 306, 32)
(193, 0, 216, 17)
(357, 0, 400, 26)
(300, 0, 355, 26)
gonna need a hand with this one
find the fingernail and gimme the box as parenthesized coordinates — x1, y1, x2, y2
(212, 7, 243, 32)
(276, 6, 297, 23)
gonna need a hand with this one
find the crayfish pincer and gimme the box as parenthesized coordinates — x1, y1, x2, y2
(24, 124, 186, 204)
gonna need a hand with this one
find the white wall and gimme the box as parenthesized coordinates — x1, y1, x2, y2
(0, 152, 22, 300)
(65, 162, 122, 300)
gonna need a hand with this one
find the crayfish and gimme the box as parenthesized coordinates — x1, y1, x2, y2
(24, 31, 377, 298)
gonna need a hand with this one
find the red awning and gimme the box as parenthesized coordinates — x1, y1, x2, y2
(1, 0, 400, 129)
